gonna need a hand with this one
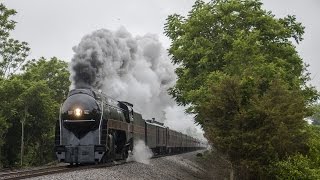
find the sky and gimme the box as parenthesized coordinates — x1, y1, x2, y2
(2, 0, 319, 89)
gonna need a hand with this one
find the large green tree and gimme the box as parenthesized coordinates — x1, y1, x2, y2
(0, 3, 30, 166)
(0, 3, 70, 167)
(22, 57, 70, 103)
(0, 78, 58, 166)
(165, 0, 317, 178)
(0, 3, 30, 78)
(0, 58, 70, 167)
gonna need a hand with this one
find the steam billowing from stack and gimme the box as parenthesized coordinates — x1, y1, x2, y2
(70, 27, 204, 140)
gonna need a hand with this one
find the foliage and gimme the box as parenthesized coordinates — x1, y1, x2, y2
(199, 77, 311, 178)
(0, 3, 71, 168)
(0, 2, 72, 168)
(165, 0, 315, 107)
(165, 0, 317, 178)
(0, 58, 70, 167)
(272, 154, 320, 180)
(270, 125, 320, 180)
(0, 78, 55, 166)
(0, 3, 30, 167)
(0, 78, 25, 166)
(0, 115, 9, 149)
(0, 3, 30, 78)
(310, 104, 320, 125)
(22, 57, 70, 103)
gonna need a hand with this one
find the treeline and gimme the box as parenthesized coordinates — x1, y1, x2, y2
(1, 2, 320, 178)
(165, 0, 320, 179)
(0, 4, 70, 167)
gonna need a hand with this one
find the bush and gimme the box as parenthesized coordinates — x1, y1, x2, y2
(270, 125, 320, 179)
(271, 154, 320, 180)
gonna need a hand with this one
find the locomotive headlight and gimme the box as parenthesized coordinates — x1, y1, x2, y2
(74, 108, 83, 117)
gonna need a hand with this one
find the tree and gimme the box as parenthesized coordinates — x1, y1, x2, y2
(0, 3, 70, 167)
(310, 104, 320, 125)
(0, 115, 9, 158)
(19, 57, 70, 165)
(0, 57, 70, 167)
(0, 3, 30, 167)
(22, 57, 70, 103)
(271, 125, 320, 179)
(0, 78, 58, 166)
(165, 0, 317, 178)
(0, 3, 30, 78)
(0, 77, 29, 166)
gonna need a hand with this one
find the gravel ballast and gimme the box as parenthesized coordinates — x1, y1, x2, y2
(26, 150, 221, 180)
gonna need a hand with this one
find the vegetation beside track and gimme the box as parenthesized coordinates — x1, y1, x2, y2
(1, 1, 320, 179)
(165, 0, 320, 178)
(0, 3, 70, 168)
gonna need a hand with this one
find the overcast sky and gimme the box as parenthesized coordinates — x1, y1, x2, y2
(2, 0, 320, 90)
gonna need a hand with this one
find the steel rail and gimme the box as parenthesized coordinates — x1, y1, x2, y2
(0, 160, 128, 180)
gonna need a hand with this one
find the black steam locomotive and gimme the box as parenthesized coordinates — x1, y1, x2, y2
(54, 88, 204, 164)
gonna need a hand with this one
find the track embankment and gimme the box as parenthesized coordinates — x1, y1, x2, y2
(22, 150, 232, 180)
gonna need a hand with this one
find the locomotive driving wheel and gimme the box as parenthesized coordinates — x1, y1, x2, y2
(106, 134, 115, 162)
(121, 148, 128, 159)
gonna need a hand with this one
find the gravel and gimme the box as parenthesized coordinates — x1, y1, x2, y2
(26, 151, 213, 180)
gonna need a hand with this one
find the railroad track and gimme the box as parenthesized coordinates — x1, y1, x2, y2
(0, 160, 127, 180)
(0, 151, 195, 180)
(0, 165, 71, 180)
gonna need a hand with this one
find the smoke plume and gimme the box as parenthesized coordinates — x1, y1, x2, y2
(70, 27, 205, 140)
(126, 140, 153, 164)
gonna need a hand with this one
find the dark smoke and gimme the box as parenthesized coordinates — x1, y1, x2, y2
(71, 28, 138, 89)
(70, 27, 205, 140)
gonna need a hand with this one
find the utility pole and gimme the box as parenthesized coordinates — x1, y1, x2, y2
(20, 107, 27, 167)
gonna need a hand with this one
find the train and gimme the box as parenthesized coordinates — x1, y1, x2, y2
(54, 88, 204, 164)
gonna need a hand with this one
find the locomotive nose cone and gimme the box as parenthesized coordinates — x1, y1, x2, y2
(61, 89, 101, 138)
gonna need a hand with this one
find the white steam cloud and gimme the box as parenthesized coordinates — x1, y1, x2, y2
(127, 140, 153, 164)
(164, 105, 204, 140)
(70, 27, 205, 141)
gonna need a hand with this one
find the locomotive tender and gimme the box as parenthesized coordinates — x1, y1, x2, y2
(54, 88, 203, 164)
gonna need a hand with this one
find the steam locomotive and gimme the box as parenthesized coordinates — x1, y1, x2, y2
(54, 88, 203, 164)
